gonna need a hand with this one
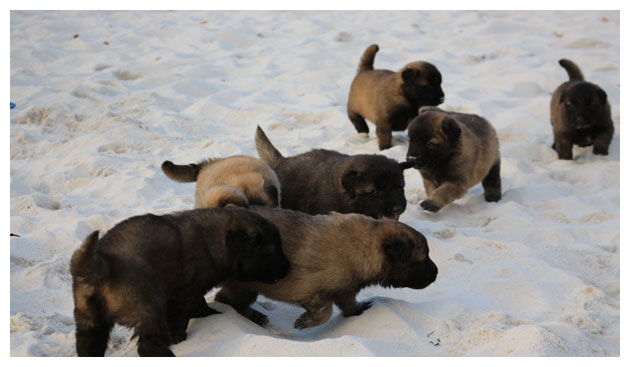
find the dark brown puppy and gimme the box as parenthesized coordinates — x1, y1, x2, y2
(256, 126, 413, 220)
(215, 206, 438, 329)
(550, 59, 614, 160)
(406, 107, 501, 212)
(347, 44, 445, 150)
(70, 207, 289, 357)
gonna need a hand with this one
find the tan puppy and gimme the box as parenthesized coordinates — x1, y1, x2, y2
(347, 44, 445, 150)
(406, 107, 501, 212)
(161, 155, 281, 208)
(215, 206, 438, 329)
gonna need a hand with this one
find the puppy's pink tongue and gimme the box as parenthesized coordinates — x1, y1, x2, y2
(382, 215, 399, 221)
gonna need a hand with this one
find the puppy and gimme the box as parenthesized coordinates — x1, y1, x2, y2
(215, 206, 438, 329)
(550, 59, 614, 160)
(347, 44, 445, 150)
(161, 155, 281, 208)
(255, 126, 413, 220)
(406, 107, 501, 212)
(70, 207, 289, 357)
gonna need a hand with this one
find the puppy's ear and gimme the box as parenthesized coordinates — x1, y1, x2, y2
(597, 88, 608, 103)
(442, 117, 461, 142)
(399, 161, 415, 170)
(384, 240, 413, 262)
(341, 169, 360, 198)
(264, 183, 279, 207)
(225, 229, 254, 254)
(402, 68, 419, 85)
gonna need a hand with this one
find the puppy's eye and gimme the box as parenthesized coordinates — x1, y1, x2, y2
(425, 141, 435, 148)
(367, 189, 382, 195)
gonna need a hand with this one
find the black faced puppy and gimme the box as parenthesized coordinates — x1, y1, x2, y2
(70, 207, 289, 357)
(256, 126, 412, 220)
(347, 44, 445, 150)
(215, 206, 438, 329)
(406, 107, 501, 212)
(550, 59, 614, 160)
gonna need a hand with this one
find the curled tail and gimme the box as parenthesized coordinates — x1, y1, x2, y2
(161, 160, 206, 183)
(558, 59, 584, 81)
(255, 126, 284, 167)
(358, 44, 379, 72)
(70, 231, 106, 281)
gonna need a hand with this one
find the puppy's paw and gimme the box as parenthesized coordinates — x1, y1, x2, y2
(343, 301, 372, 317)
(484, 193, 501, 202)
(294, 313, 312, 329)
(593, 146, 609, 155)
(171, 330, 187, 344)
(421, 200, 441, 212)
(247, 309, 269, 327)
(190, 302, 221, 318)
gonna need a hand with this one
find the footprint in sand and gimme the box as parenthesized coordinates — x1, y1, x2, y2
(113, 69, 143, 81)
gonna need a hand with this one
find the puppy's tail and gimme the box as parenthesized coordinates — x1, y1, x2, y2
(558, 59, 584, 81)
(161, 160, 207, 183)
(358, 44, 379, 72)
(255, 126, 284, 168)
(70, 231, 107, 282)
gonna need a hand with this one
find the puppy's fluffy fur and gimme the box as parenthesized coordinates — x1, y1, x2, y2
(215, 206, 438, 329)
(255, 126, 412, 220)
(347, 44, 445, 150)
(161, 155, 281, 208)
(550, 59, 614, 160)
(70, 207, 289, 357)
(406, 107, 501, 212)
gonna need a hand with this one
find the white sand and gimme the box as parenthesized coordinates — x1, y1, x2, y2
(10, 10, 619, 356)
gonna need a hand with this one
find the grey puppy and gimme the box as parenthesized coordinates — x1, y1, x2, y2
(255, 125, 413, 220)
(215, 206, 438, 329)
(70, 207, 289, 357)
(550, 59, 614, 160)
(406, 106, 501, 212)
(347, 44, 445, 150)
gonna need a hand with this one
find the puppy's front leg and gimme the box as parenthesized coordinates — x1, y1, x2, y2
(334, 293, 372, 317)
(421, 180, 468, 212)
(294, 301, 333, 329)
(376, 124, 393, 150)
(553, 135, 573, 160)
(215, 285, 268, 326)
(592, 125, 614, 155)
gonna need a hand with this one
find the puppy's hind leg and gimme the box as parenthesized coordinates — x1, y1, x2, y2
(73, 285, 113, 356)
(348, 110, 369, 134)
(135, 305, 175, 357)
(74, 309, 113, 356)
(482, 160, 502, 202)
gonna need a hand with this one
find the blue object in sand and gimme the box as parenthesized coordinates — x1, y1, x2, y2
(10, 102, 16, 110)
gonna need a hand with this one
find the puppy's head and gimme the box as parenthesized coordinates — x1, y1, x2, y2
(559, 82, 609, 130)
(224, 209, 290, 283)
(340, 155, 411, 220)
(379, 223, 438, 289)
(406, 108, 461, 170)
(400, 61, 445, 107)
